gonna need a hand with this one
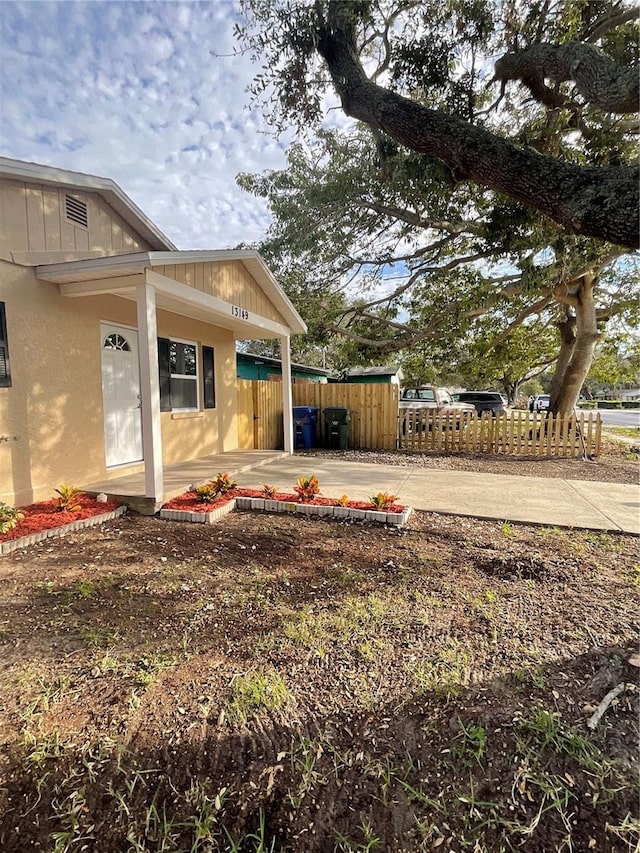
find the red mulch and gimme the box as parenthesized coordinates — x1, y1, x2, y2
(162, 488, 406, 513)
(0, 495, 121, 542)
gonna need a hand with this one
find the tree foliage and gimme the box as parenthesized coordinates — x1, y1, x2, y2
(237, 0, 639, 247)
(235, 0, 639, 412)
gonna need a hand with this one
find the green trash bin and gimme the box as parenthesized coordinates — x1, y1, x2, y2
(323, 406, 351, 450)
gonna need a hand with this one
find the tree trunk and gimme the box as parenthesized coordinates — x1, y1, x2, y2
(549, 275, 600, 415)
(317, 4, 639, 248)
(548, 313, 577, 407)
(501, 376, 519, 405)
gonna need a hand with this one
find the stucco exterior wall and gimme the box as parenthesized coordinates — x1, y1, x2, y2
(0, 260, 238, 506)
(0, 179, 151, 262)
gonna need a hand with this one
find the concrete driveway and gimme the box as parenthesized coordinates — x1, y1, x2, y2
(236, 456, 640, 534)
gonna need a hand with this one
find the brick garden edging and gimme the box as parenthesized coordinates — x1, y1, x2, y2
(0, 505, 128, 556)
(160, 498, 413, 527)
(159, 500, 237, 525)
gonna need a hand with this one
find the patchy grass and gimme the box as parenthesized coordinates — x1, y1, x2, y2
(604, 426, 640, 439)
(0, 510, 638, 852)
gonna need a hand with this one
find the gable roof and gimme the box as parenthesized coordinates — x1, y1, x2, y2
(0, 156, 176, 251)
(36, 249, 307, 336)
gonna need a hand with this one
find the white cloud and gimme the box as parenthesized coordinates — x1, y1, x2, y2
(0, 0, 293, 249)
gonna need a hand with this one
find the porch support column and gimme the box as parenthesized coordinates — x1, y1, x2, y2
(137, 281, 164, 500)
(279, 334, 294, 454)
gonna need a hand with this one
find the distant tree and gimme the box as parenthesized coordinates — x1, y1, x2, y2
(585, 333, 640, 393)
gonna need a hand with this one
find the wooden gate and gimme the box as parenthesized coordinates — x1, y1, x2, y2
(236, 379, 283, 450)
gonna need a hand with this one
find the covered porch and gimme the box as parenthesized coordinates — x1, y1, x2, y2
(36, 250, 307, 513)
(81, 448, 287, 514)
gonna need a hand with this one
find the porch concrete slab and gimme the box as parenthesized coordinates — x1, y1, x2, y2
(82, 450, 287, 508)
(235, 455, 640, 534)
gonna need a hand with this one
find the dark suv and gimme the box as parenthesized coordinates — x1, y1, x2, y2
(452, 391, 507, 416)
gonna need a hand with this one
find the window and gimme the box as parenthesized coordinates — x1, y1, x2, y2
(103, 333, 131, 351)
(417, 389, 435, 401)
(0, 303, 11, 387)
(202, 346, 216, 409)
(158, 337, 198, 412)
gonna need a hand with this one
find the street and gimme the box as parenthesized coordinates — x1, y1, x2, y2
(592, 408, 640, 428)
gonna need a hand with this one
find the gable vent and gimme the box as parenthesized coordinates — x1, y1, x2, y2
(65, 194, 88, 228)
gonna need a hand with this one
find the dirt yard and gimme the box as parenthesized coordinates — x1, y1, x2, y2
(0, 445, 638, 852)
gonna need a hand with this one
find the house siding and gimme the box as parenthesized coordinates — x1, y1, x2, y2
(155, 261, 287, 327)
(0, 259, 238, 506)
(236, 357, 328, 383)
(0, 179, 152, 262)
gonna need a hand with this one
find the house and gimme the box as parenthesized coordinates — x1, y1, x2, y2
(236, 351, 332, 383)
(0, 157, 306, 511)
(342, 366, 403, 385)
(620, 388, 640, 401)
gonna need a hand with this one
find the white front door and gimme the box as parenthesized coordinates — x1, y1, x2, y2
(101, 324, 143, 467)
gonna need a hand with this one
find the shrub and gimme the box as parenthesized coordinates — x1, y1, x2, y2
(261, 484, 278, 499)
(194, 482, 219, 503)
(336, 494, 349, 507)
(213, 472, 237, 493)
(294, 475, 320, 502)
(54, 485, 83, 512)
(370, 491, 398, 511)
(0, 502, 24, 534)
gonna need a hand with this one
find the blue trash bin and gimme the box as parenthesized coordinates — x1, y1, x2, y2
(293, 406, 318, 450)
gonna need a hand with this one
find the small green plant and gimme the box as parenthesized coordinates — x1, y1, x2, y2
(294, 474, 320, 502)
(624, 563, 640, 589)
(53, 485, 83, 512)
(261, 483, 278, 499)
(0, 501, 24, 533)
(500, 519, 515, 537)
(224, 669, 289, 724)
(194, 482, 219, 503)
(336, 494, 349, 506)
(213, 472, 237, 493)
(453, 720, 487, 764)
(369, 491, 398, 510)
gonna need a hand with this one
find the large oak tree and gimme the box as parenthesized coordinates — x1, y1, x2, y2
(238, 0, 638, 248)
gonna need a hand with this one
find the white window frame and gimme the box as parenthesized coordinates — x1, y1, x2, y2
(168, 336, 200, 413)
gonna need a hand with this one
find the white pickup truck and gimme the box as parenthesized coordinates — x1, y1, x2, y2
(399, 386, 475, 414)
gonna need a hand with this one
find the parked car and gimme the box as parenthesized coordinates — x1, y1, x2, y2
(532, 394, 550, 412)
(400, 386, 474, 415)
(452, 391, 507, 416)
(399, 386, 474, 434)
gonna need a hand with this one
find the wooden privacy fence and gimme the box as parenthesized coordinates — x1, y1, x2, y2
(239, 379, 602, 457)
(237, 379, 283, 450)
(292, 383, 399, 450)
(398, 409, 602, 457)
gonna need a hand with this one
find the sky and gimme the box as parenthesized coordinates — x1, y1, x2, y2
(0, 1, 299, 250)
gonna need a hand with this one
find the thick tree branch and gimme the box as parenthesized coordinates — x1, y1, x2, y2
(361, 201, 485, 236)
(493, 41, 640, 114)
(583, 5, 640, 43)
(484, 293, 555, 350)
(316, 4, 639, 248)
